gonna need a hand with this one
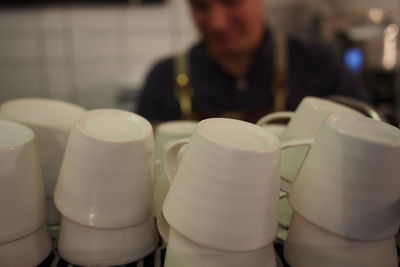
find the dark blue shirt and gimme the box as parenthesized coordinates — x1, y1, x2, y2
(137, 30, 369, 123)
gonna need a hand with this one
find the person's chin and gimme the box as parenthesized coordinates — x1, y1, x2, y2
(209, 42, 244, 56)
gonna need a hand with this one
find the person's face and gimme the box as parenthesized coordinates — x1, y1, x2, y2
(189, 0, 264, 57)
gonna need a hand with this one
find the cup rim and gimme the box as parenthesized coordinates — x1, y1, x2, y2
(0, 119, 34, 151)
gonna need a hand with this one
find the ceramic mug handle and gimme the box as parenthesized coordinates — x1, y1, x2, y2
(163, 138, 189, 183)
(256, 111, 294, 126)
(279, 138, 314, 194)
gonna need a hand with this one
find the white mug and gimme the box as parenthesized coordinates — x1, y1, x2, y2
(257, 97, 363, 182)
(54, 109, 155, 229)
(284, 212, 398, 267)
(162, 118, 281, 251)
(257, 97, 365, 239)
(281, 114, 400, 240)
(165, 228, 277, 267)
(0, 98, 86, 225)
(0, 120, 47, 244)
(154, 121, 197, 215)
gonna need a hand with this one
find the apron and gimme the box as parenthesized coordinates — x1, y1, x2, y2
(174, 31, 289, 123)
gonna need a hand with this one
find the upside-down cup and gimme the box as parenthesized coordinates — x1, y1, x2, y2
(0, 120, 46, 244)
(54, 109, 154, 229)
(163, 118, 281, 252)
(257, 97, 365, 239)
(0, 98, 86, 225)
(280, 114, 400, 241)
(257, 96, 364, 182)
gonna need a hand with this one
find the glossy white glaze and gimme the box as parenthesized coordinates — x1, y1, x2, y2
(0, 120, 46, 244)
(288, 114, 400, 240)
(0, 98, 86, 225)
(284, 213, 398, 267)
(54, 109, 155, 229)
(163, 118, 281, 251)
(165, 228, 277, 267)
(58, 216, 159, 267)
(0, 224, 52, 267)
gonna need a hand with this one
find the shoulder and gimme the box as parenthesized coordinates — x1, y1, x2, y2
(146, 57, 174, 80)
(145, 41, 203, 78)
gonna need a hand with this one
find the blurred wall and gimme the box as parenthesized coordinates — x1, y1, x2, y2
(0, 0, 197, 110)
(0, 0, 398, 111)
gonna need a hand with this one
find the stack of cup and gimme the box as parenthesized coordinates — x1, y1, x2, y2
(280, 114, 400, 267)
(0, 120, 52, 267)
(257, 97, 364, 241)
(54, 109, 159, 267)
(161, 118, 282, 267)
(0, 98, 86, 227)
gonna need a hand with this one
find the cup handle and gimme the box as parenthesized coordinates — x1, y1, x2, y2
(163, 138, 189, 184)
(256, 111, 294, 126)
(279, 138, 314, 194)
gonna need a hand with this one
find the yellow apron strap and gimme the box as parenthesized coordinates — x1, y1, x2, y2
(174, 52, 195, 120)
(174, 31, 289, 120)
(272, 30, 289, 112)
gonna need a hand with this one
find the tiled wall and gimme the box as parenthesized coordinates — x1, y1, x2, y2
(0, 0, 398, 111)
(0, 0, 198, 110)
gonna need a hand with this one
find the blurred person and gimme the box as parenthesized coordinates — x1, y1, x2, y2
(137, 0, 369, 123)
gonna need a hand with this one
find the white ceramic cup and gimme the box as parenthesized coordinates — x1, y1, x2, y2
(58, 216, 159, 267)
(165, 228, 277, 267)
(0, 120, 47, 244)
(257, 97, 364, 241)
(154, 121, 197, 161)
(54, 109, 155, 229)
(162, 118, 281, 252)
(281, 114, 400, 241)
(257, 97, 364, 182)
(260, 123, 286, 138)
(0, 224, 52, 267)
(284, 212, 398, 267)
(0, 98, 86, 225)
(154, 121, 197, 215)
